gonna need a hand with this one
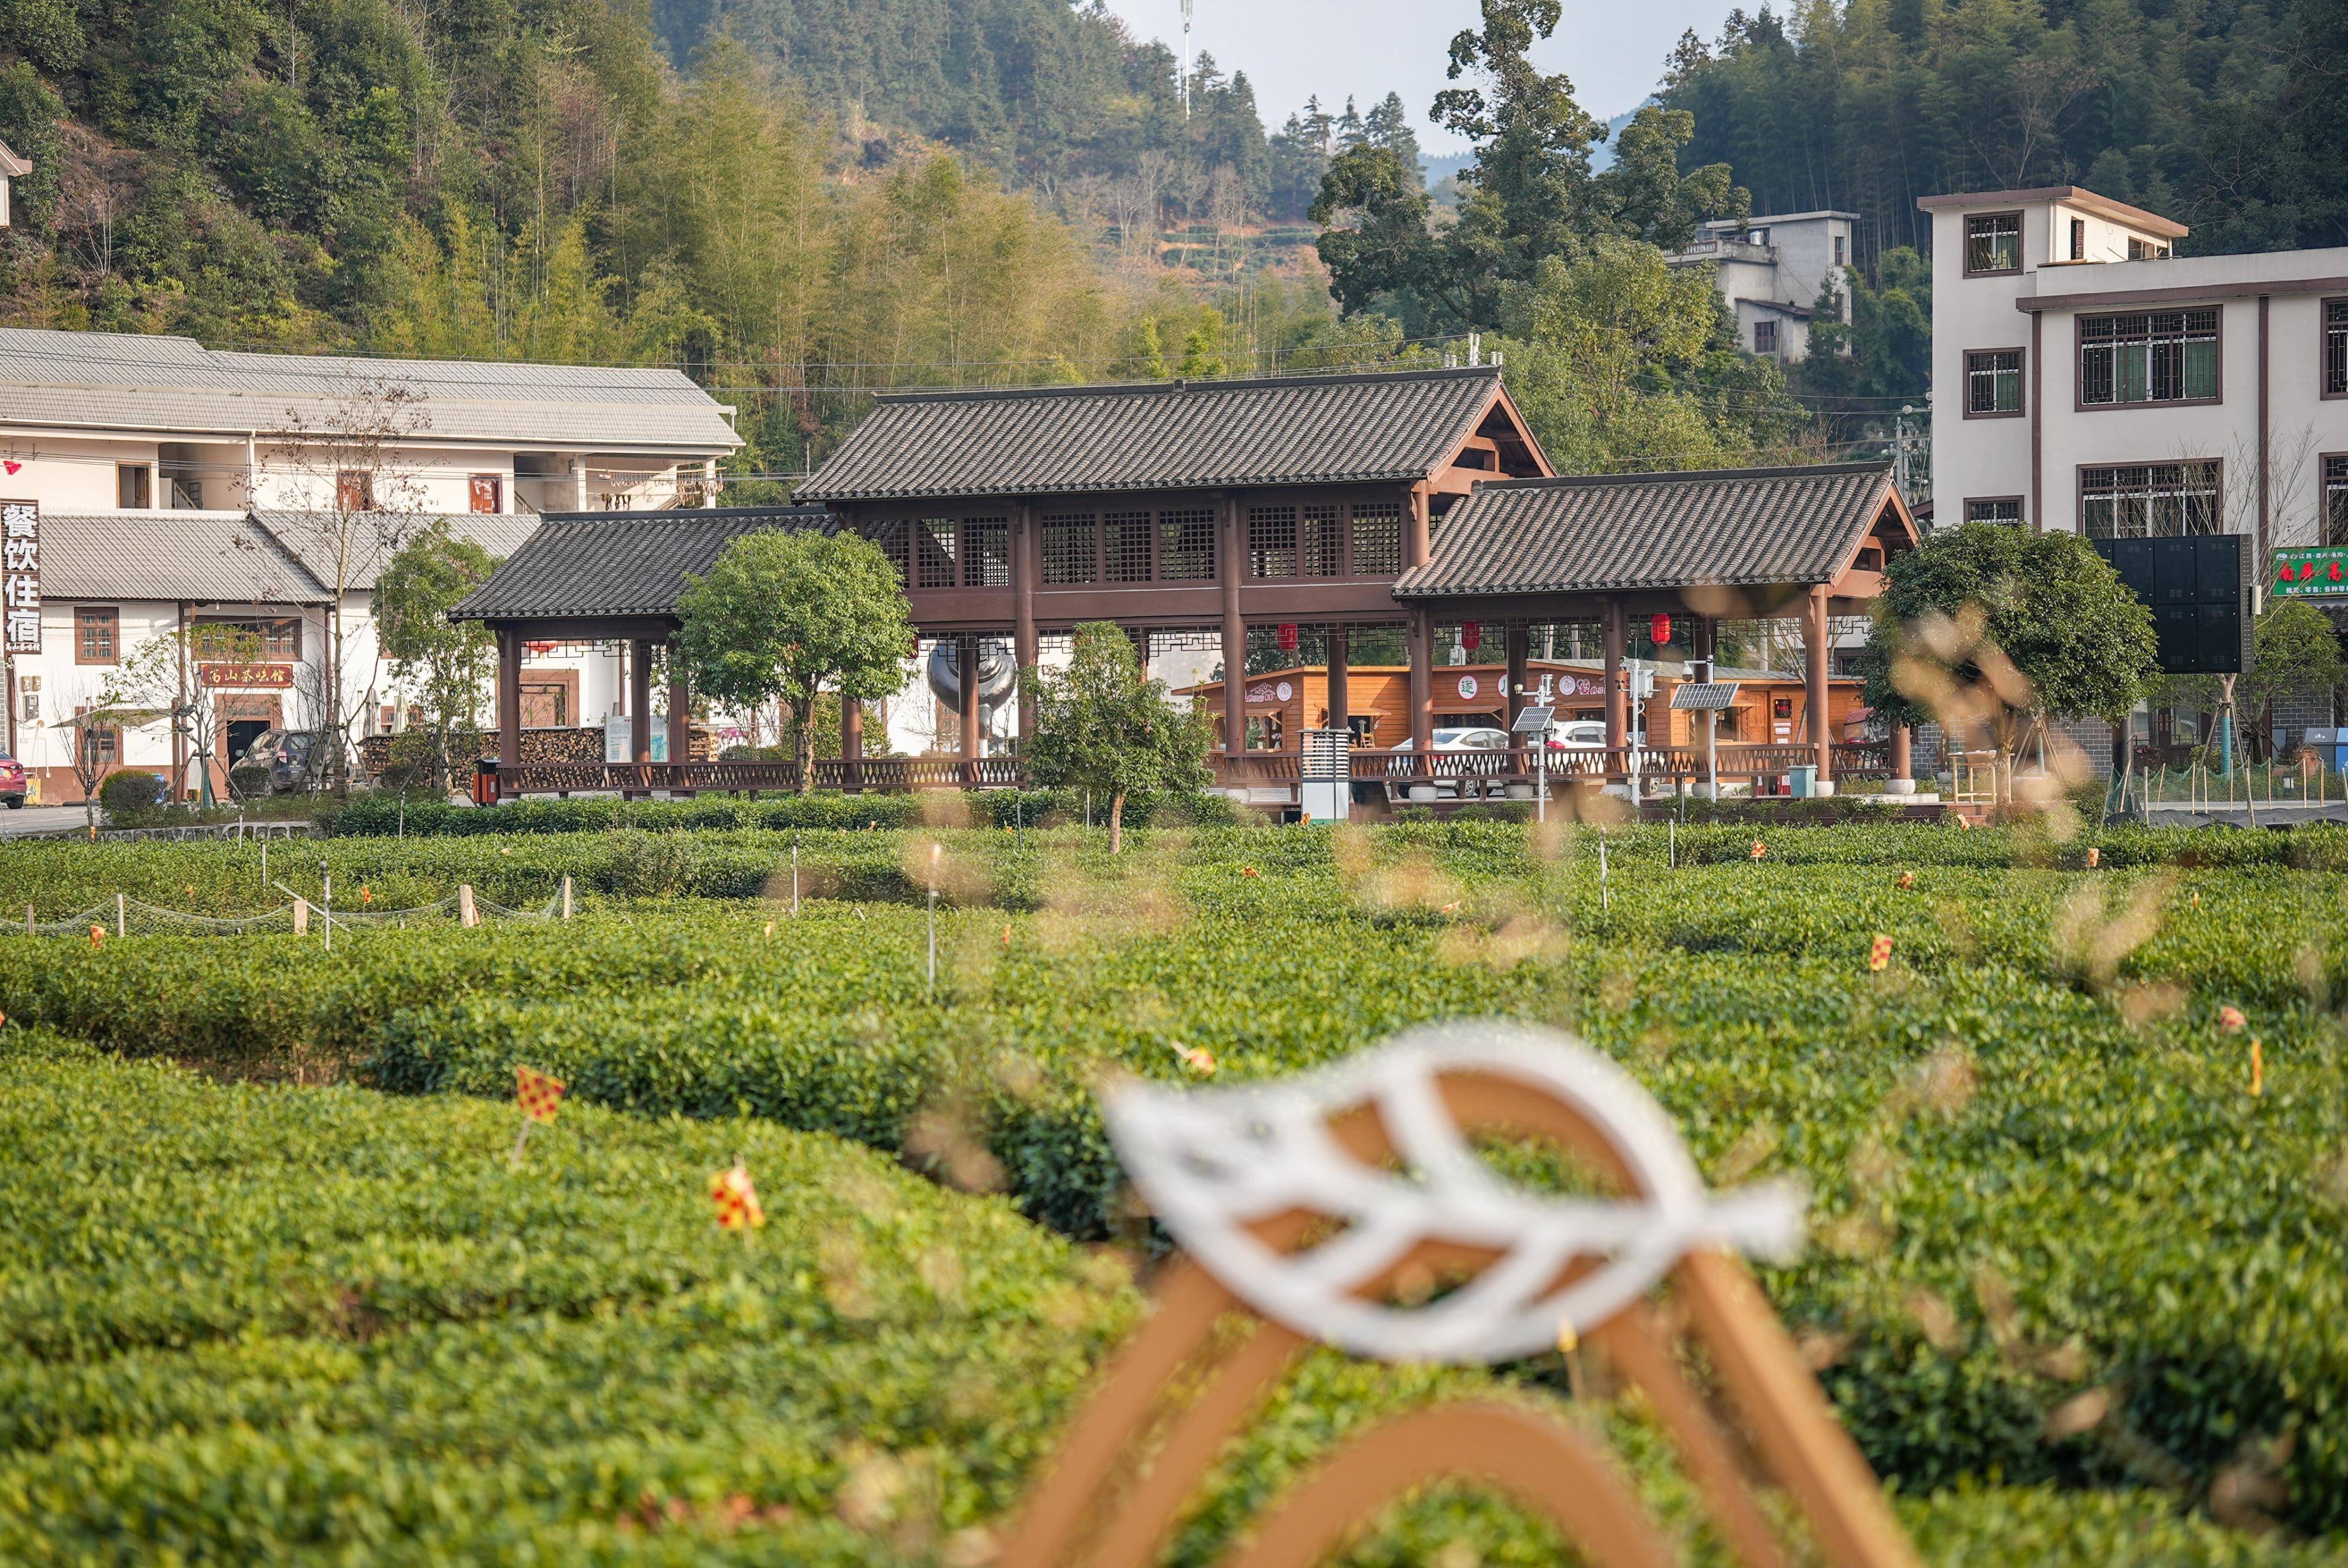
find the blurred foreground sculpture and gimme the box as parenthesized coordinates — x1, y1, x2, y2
(1002, 1022, 1922, 1568)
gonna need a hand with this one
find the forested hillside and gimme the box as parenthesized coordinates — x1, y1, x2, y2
(1659, 0, 2344, 260)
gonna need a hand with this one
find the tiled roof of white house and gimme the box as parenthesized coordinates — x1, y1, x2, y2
(38, 511, 544, 604)
(0, 328, 743, 452)
(247, 509, 542, 594)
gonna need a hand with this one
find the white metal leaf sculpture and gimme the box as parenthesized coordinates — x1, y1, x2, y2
(1103, 1021, 1805, 1365)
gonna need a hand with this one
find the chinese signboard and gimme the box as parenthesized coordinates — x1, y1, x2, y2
(1, 498, 36, 654)
(197, 662, 296, 689)
(2273, 545, 2348, 597)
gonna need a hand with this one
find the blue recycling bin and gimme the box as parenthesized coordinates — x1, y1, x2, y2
(2305, 727, 2344, 773)
(1789, 764, 1818, 799)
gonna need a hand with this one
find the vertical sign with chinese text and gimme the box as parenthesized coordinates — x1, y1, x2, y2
(1, 500, 36, 655)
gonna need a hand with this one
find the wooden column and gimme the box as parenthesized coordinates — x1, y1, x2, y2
(1406, 609, 1434, 772)
(1012, 503, 1039, 740)
(1505, 623, 1530, 772)
(1696, 617, 1718, 795)
(842, 696, 863, 791)
(1805, 587, 1832, 783)
(1602, 600, 1627, 757)
(497, 629, 522, 788)
(1326, 625, 1351, 738)
(666, 640, 691, 789)
(1406, 481, 1432, 570)
(1890, 722, 1913, 783)
(1220, 498, 1246, 760)
(957, 632, 983, 780)
(628, 639, 652, 764)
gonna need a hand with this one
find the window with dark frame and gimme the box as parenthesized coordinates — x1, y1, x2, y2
(469, 474, 503, 513)
(859, 519, 910, 583)
(76, 706, 117, 768)
(915, 517, 958, 589)
(962, 517, 1010, 587)
(2080, 309, 2218, 406)
(2326, 455, 2348, 547)
(1157, 507, 1216, 581)
(1833, 234, 1845, 267)
(1964, 498, 2024, 525)
(1301, 504, 1343, 577)
(1966, 350, 2024, 415)
(1752, 319, 1778, 356)
(2326, 300, 2347, 396)
(2126, 238, 2171, 260)
(76, 606, 118, 664)
(2069, 217, 2085, 261)
(193, 615, 300, 660)
(1104, 511, 1153, 581)
(1247, 505, 1298, 578)
(1040, 514, 1098, 584)
(1245, 712, 1285, 751)
(1351, 502, 1402, 577)
(1966, 212, 2021, 274)
(2080, 462, 2222, 537)
(116, 465, 151, 508)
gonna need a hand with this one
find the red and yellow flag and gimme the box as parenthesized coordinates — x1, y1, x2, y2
(515, 1064, 567, 1124)
(1868, 934, 1893, 972)
(711, 1164, 766, 1231)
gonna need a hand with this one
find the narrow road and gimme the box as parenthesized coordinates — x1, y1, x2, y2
(0, 806, 94, 840)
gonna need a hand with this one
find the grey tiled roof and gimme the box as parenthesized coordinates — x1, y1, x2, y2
(39, 512, 331, 603)
(795, 369, 1507, 502)
(450, 507, 837, 622)
(248, 509, 543, 593)
(0, 327, 741, 450)
(1396, 464, 1899, 598)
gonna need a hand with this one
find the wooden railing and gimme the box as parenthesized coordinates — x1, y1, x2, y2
(497, 754, 1028, 796)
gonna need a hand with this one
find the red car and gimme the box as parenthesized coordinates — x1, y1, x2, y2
(0, 755, 24, 808)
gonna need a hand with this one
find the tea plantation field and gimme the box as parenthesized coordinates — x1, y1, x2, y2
(3, 817, 2347, 1564)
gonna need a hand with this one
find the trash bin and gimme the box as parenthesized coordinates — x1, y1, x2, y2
(1789, 764, 1818, 799)
(473, 757, 501, 807)
(2306, 727, 2343, 773)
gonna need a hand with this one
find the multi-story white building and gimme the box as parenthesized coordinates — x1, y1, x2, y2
(1921, 184, 2346, 549)
(0, 326, 740, 800)
(1669, 210, 1858, 361)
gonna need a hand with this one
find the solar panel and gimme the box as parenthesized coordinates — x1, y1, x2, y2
(1511, 705, 1556, 734)
(1669, 681, 1741, 712)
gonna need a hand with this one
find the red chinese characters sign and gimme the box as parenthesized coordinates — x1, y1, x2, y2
(199, 662, 296, 689)
(2, 499, 38, 655)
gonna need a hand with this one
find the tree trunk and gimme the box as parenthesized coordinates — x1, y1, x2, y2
(1109, 792, 1125, 855)
(792, 699, 813, 795)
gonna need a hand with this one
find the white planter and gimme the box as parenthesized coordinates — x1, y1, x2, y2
(1505, 782, 1534, 800)
(1407, 785, 1439, 802)
(1883, 778, 1917, 796)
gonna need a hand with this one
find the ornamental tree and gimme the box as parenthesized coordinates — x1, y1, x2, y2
(1024, 621, 1212, 853)
(376, 523, 500, 793)
(1859, 522, 2157, 786)
(676, 529, 911, 792)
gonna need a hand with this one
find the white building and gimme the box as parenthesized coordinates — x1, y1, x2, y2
(1669, 210, 1858, 361)
(0, 326, 741, 800)
(0, 138, 24, 229)
(1921, 184, 2346, 548)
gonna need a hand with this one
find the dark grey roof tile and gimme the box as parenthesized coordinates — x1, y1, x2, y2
(452, 507, 835, 622)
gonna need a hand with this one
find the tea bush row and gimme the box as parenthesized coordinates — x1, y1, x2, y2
(3, 1035, 2336, 1567)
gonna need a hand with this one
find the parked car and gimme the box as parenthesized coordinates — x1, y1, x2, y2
(0, 754, 24, 808)
(1384, 727, 1512, 801)
(240, 729, 331, 794)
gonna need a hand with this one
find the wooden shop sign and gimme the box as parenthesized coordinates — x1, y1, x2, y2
(199, 662, 296, 689)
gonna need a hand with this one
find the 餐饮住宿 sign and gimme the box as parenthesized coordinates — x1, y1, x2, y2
(2273, 545, 2348, 597)
(1, 498, 37, 654)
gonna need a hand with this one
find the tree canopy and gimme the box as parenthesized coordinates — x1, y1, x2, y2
(676, 530, 912, 792)
(376, 523, 501, 792)
(1023, 622, 1211, 852)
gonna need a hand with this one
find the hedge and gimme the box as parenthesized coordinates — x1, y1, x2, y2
(2, 1035, 2335, 1567)
(323, 787, 1243, 839)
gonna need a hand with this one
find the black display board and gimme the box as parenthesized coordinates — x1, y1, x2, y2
(2090, 533, 2253, 676)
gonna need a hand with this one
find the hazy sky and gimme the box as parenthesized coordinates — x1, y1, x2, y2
(1095, 0, 1742, 153)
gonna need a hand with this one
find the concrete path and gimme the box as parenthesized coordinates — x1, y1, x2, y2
(0, 805, 95, 840)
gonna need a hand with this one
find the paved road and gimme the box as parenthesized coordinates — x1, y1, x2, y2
(0, 805, 95, 839)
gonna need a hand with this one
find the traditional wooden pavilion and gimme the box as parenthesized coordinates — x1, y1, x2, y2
(452, 372, 1920, 799)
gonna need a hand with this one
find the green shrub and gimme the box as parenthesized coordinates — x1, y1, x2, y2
(96, 769, 168, 821)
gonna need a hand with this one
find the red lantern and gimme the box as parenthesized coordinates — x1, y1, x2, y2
(1649, 613, 1672, 647)
(1276, 622, 1298, 652)
(1460, 621, 1482, 651)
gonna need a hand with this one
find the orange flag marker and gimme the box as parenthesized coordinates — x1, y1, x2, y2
(711, 1163, 766, 1234)
(1749, 839, 1767, 861)
(510, 1064, 567, 1167)
(88, 924, 104, 948)
(1896, 871, 1915, 889)
(1867, 934, 1893, 972)
(2218, 1006, 2246, 1033)
(2250, 1039, 2264, 1098)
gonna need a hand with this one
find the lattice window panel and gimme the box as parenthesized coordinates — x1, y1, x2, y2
(964, 516, 1010, 587)
(1041, 514, 1098, 584)
(1301, 504, 1343, 578)
(1247, 505, 1298, 579)
(916, 517, 958, 589)
(1351, 502, 1402, 576)
(1105, 511, 1154, 581)
(1159, 507, 1217, 581)
(859, 518, 910, 583)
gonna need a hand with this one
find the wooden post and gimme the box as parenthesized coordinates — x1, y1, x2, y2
(1505, 623, 1530, 777)
(459, 884, 479, 928)
(560, 875, 573, 920)
(1220, 498, 1246, 763)
(292, 897, 309, 936)
(1406, 481, 1432, 571)
(957, 632, 983, 781)
(1806, 587, 1832, 784)
(1890, 724, 1913, 784)
(116, 892, 124, 937)
(1013, 503, 1039, 741)
(1602, 600, 1628, 758)
(628, 639, 652, 766)
(1697, 616, 1719, 796)
(497, 629, 522, 795)
(666, 640, 691, 792)
(1406, 610, 1434, 775)
(1326, 625, 1350, 739)
(842, 696, 864, 791)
